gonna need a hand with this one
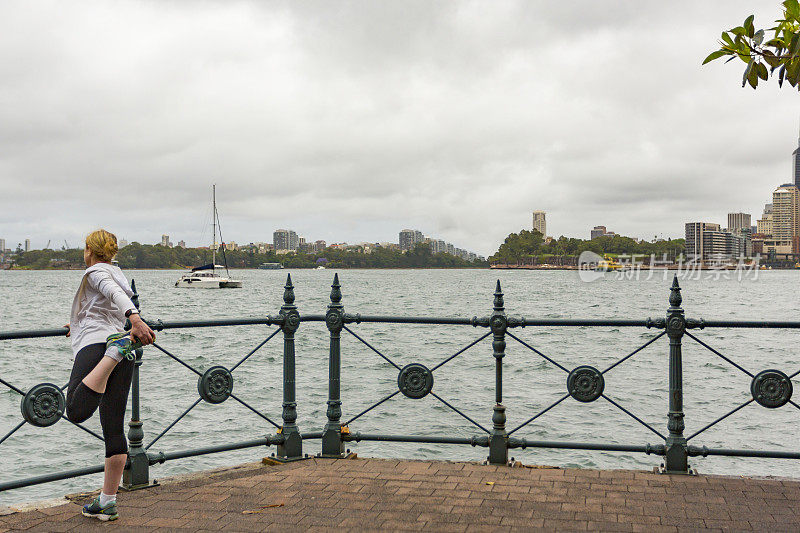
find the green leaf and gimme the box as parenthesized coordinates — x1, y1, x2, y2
(791, 32, 800, 55)
(731, 26, 746, 37)
(748, 64, 759, 88)
(757, 61, 769, 80)
(763, 49, 781, 69)
(786, 58, 800, 85)
(745, 15, 755, 37)
(743, 58, 755, 87)
(754, 29, 765, 45)
(702, 50, 729, 64)
(785, 0, 800, 19)
(722, 32, 735, 46)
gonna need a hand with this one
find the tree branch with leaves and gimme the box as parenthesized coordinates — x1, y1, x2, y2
(703, 0, 800, 89)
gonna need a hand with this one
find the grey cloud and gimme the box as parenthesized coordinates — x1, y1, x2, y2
(0, 0, 797, 255)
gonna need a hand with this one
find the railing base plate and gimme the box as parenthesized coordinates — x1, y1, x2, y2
(119, 480, 160, 492)
(262, 453, 312, 464)
(656, 463, 697, 476)
(316, 451, 358, 460)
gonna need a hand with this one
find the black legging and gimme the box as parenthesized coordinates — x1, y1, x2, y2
(66, 343, 134, 458)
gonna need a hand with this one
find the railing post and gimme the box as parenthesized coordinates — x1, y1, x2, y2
(488, 280, 509, 465)
(277, 274, 302, 460)
(322, 273, 345, 457)
(122, 279, 152, 489)
(663, 276, 689, 474)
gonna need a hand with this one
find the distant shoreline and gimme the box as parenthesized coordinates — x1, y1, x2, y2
(4, 265, 491, 271)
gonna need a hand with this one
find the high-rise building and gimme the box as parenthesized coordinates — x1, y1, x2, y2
(119, 238, 129, 248)
(532, 211, 546, 236)
(685, 222, 721, 261)
(793, 126, 800, 188)
(399, 230, 415, 250)
(273, 229, 299, 251)
(590, 226, 607, 239)
(727, 213, 752, 234)
(399, 229, 424, 251)
(757, 203, 774, 236)
(772, 184, 800, 253)
(0, 239, 5, 252)
(161, 235, 172, 247)
(703, 230, 747, 260)
(24, 239, 30, 252)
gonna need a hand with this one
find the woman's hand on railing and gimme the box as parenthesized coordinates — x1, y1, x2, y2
(63, 323, 70, 337)
(130, 315, 155, 345)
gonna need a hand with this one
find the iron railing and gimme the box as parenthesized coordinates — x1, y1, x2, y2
(2, 273, 800, 494)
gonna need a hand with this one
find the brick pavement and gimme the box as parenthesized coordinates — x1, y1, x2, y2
(2, 457, 800, 532)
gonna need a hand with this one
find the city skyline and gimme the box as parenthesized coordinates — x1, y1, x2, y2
(1, 2, 799, 257)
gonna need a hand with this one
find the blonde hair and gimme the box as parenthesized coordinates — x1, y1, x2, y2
(85, 229, 118, 262)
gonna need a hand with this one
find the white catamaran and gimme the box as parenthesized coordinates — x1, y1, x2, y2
(175, 185, 242, 289)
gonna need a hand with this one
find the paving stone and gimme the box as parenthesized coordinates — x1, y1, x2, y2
(4, 458, 800, 531)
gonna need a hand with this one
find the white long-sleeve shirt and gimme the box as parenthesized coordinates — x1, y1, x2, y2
(70, 262, 138, 355)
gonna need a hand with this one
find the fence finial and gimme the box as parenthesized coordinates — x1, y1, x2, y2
(669, 275, 682, 309)
(493, 280, 504, 312)
(283, 274, 295, 306)
(330, 273, 342, 306)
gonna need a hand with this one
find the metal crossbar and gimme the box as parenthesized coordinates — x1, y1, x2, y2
(230, 393, 281, 429)
(344, 391, 400, 426)
(65, 418, 105, 442)
(602, 332, 666, 374)
(146, 398, 203, 450)
(601, 395, 666, 441)
(230, 329, 280, 371)
(342, 326, 401, 370)
(431, 332, 492, 371)
(687, 399, 754, 441)
(684, 332, 754, 377)
(430, 392, 490, 434)
(505, 332, 570, 373)
(151, 342, 204, 377)
(508, 393, 570, 435)
(0, 377, 24, 396)
(0, 421, 26, 446)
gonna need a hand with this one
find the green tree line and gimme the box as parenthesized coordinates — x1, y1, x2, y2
(489, 230, 686, 265)
(10, 243, 487, 269)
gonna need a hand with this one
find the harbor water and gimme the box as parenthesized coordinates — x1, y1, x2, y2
(1, 268, 800, 505)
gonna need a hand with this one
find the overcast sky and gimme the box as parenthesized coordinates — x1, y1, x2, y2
(0, 1, 798, 256)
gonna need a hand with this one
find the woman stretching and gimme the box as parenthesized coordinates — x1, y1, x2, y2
(65, 229, 155, 521)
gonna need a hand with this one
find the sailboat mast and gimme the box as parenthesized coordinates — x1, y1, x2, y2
(212, 184, 216, 271)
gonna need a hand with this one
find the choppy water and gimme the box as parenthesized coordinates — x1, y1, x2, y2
(2, 268, 800, 505)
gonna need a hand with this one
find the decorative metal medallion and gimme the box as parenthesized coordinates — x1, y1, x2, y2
(751, 369, 792, 409)
(489, 316, 507, 334)
(197, 366, 234, 404)
(283, 310, 301, 332)
(397, 363, 434, 399)
(667, 316, 685, 334)
(567, 366, 604, 403)
(20, 383, 65, 427)
(326, 311, 343, 331)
